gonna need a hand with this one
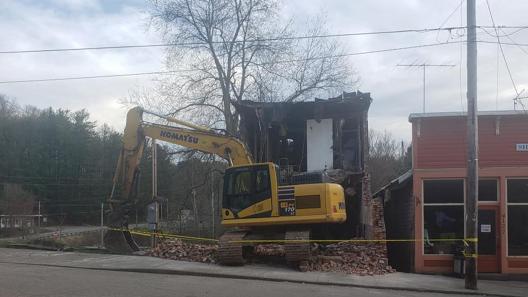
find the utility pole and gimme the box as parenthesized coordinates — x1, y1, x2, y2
(100, 202, 104, 248)
(160, 199, 163, 229)
(465, 0, 478, 290)
(135, 205, 138, 228)
(211, 171, 215, 238)
(37, 200, 41, 235)
(151, 139, 158, 248)
(397, 63, 456, 112)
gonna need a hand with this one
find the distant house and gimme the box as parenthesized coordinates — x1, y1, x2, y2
(378, 111, 528, 274)
(0, 214, 45, 232)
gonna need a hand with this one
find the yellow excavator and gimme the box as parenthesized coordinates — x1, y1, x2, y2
(105, 107, 346, 264)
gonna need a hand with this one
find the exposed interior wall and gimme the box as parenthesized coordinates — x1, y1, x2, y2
(306, 119, 333, 171)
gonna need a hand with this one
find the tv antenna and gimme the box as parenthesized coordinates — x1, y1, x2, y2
(397, 63, 456, 112)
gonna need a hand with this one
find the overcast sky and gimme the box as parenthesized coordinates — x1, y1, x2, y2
(1, 0, 527, 141)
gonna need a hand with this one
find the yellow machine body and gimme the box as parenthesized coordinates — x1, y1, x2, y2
(220, 163, 346, 227)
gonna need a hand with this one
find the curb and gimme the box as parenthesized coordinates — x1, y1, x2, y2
(0, 260, 519, 297)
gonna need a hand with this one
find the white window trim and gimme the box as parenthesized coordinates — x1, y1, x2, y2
(506, 177, 528, 258)
(422, 178, 466, 256)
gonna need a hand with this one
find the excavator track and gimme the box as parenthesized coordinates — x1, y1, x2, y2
(284, 228, 311, 263)
(217, 230, 247, 265)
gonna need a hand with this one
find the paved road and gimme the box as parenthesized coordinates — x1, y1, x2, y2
(0, 262, 470, 297)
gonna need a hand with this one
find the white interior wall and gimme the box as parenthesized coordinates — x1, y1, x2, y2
(306, 118, 333, 171)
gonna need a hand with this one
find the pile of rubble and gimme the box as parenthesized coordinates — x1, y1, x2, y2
(252, 241, 395, 275)
(147, 239, 395, 275)
(299, 241, 396, 275)
(147, 239, 217, 263)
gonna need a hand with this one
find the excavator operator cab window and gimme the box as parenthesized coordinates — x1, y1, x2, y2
(223, 165, 271, 214)
(231, 170, 251, 195)
(255, 168, 269, 193)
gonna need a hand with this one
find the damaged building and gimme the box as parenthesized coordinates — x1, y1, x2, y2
(237, 91, 373, 238)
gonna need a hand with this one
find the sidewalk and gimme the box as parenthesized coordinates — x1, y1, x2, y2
(0, 248, 526, 297)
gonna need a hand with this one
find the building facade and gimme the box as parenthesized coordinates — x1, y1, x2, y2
(381, 111, 528, 274)
(413, 111, 528, 273)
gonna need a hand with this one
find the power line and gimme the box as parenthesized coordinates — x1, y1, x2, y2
(0, 70, 193, 84)
(0, 41, 463, 84)
(478, 40, 528, 47)
(0, 26, 470, 55)
(436, 0, 465, 42)
(485, 0, 522, 109)
(0, 25, 523, 55)
(499, 28, 528, 56)
(459, 2, 465, 112)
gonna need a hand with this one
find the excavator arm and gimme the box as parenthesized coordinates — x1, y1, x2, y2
(104, 107, 253, 252)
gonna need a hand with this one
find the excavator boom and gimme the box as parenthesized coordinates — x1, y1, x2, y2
(104, 107, 253, 252)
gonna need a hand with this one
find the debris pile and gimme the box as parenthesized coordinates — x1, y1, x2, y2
(147, 239, 217, 263)
(148, 239, 395, 275)
(254, 244, 285, 256)
(300, 241, 396, 275)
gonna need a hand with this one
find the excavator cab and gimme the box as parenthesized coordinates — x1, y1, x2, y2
(221, 163, 278, 221)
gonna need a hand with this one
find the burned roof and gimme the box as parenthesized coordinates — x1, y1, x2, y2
(236, 91, 372, 120)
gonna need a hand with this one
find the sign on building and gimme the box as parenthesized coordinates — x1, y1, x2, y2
(516, 144, 528, 152)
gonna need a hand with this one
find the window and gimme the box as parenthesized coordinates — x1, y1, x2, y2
(423, 179, 464, 255)
(223, 165, 272, 213)
(507, 179, 528, 256)
(230, 171, 252, 195)
(255, 168, 270, 193)
(508, 179, 528, 203)
(424, 180, 464, 203)
(479, 179, 498, 202)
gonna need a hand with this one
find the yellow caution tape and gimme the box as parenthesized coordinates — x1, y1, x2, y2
(463, 252, 479, 258)
(107, 227, 477, 245)
(228, 238, 478, 244)
(464, 238, 479, 243)
(108, 228, 218, 242)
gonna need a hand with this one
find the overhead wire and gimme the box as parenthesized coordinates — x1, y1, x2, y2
(0, 25, 525, 55)
(484, 0, 523, 111)
(459, 1, 465, 111)
(0, 41, 464, 84)
(495, 40, 500, 110)
(0, 70, 193, 84)
(0, 26, 470, 54)
(498, 27, 528, 56)
(436, 0, 465, 42)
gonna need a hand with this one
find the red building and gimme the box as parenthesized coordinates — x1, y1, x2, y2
(380, 111, 528, 274)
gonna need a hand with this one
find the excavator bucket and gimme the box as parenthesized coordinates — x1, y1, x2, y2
(103, 203, 140, 253)
(104, 229, 140, 253)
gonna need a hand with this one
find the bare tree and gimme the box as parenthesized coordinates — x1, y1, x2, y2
(368, 130, 411, 192)
(143, 0, 356, 134)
